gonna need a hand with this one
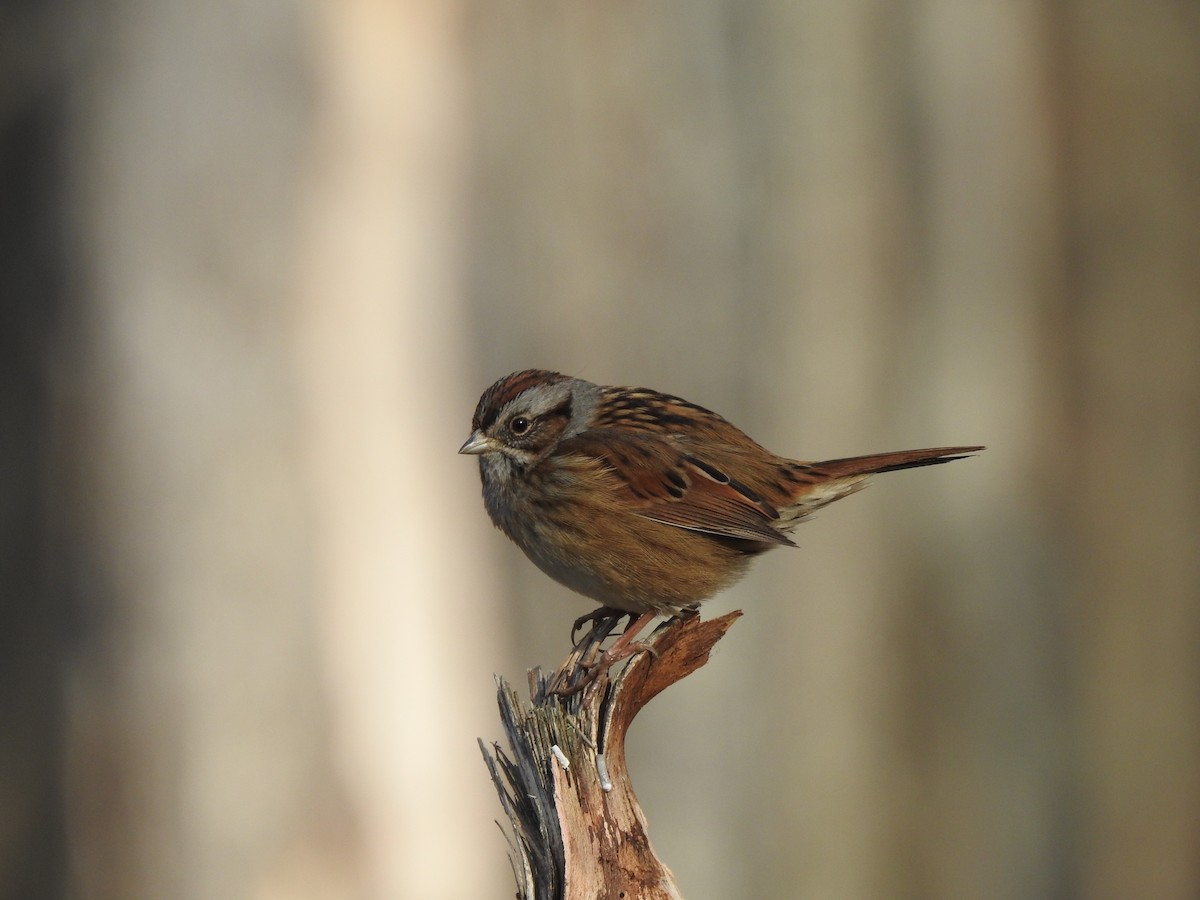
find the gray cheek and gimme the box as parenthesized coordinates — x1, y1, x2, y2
(563, 380, 602, 438)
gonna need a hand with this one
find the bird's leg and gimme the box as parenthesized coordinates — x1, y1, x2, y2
(553, 611, 660, 696)
(546, 611, 624, 696)
(593, 610, 659, 666)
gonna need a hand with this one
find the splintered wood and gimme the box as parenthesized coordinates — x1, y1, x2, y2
(480, 610, 742, 900)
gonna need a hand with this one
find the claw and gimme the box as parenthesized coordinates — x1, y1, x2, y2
(552, 610, 660, 696)
(570, 606, 630, 643)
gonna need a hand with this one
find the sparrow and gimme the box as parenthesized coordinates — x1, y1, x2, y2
(461, 369, 981, 669)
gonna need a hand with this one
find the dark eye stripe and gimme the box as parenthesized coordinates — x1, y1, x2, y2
(507, 397, 571, 438)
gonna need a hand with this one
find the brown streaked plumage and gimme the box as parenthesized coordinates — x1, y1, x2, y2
(460, 369, 982, 620)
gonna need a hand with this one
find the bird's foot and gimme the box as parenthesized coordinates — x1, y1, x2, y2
(553, 610, 660, 696)
(570, 606, 634, 643)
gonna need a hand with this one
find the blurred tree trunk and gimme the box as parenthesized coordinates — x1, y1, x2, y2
(58, 1, 357, 896)
(0, 8, 74, 895)
(44, 0, 500, 897)
(1060, 4, 1200, 898)
(294, 0, 505, 896)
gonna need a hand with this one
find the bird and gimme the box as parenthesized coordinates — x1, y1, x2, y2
(460, 368, 981, 672)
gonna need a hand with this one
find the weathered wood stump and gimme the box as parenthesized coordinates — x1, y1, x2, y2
(481, 609, 742, 899)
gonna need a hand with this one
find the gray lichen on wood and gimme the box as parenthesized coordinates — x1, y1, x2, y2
(481, 610, 742, 900)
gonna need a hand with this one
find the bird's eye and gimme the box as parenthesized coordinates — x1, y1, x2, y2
(509, 416, 531, 435)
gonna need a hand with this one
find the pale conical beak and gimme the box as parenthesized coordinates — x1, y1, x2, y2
(458, 432, 500, 455)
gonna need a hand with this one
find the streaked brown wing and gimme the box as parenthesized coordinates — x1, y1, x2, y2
(559, 432, 794, 547)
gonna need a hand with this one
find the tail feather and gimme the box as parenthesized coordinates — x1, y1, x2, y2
(806, 446, 984, 478)
(775, 446, 983, 527)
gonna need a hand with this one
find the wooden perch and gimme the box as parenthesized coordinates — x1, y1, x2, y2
(480, 609, 742, 900)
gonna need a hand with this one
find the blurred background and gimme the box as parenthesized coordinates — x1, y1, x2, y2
(3, 2, 1197, 898)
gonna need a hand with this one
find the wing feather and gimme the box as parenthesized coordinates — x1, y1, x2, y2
(558, 432, 793, 547)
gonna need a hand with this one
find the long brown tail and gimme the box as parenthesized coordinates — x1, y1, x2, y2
(806, 445, 984, 478)
(777, 446, 983, 526)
